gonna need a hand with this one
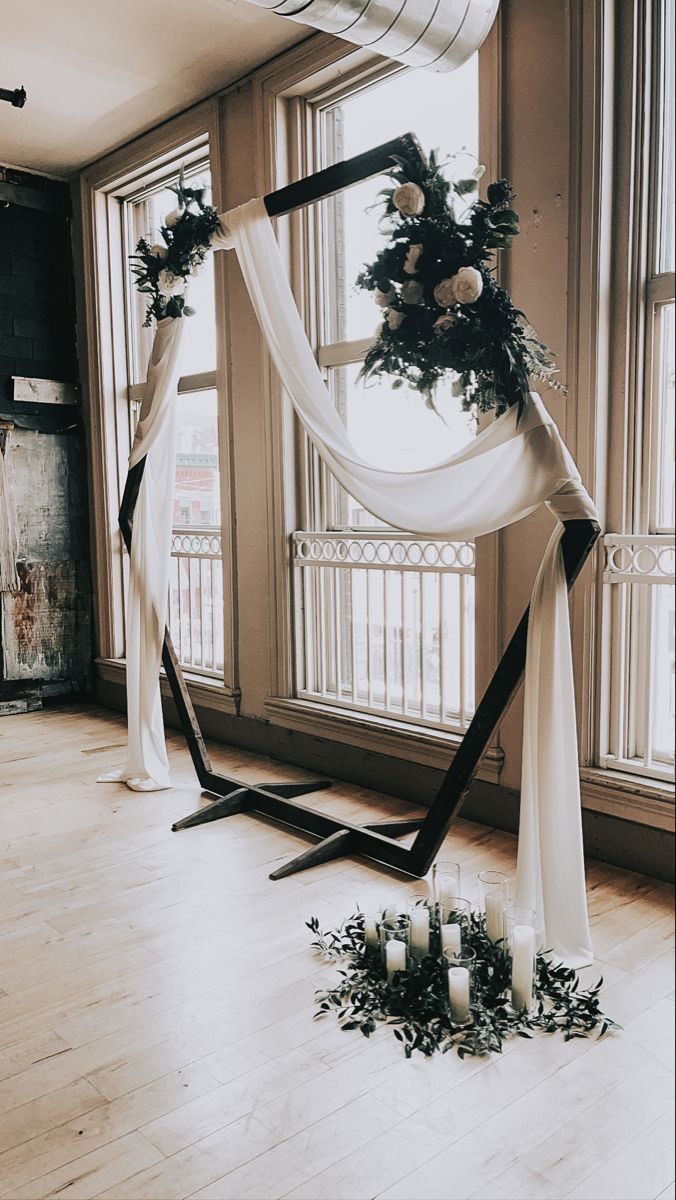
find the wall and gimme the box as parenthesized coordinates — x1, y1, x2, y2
(0, 167, 90, 711)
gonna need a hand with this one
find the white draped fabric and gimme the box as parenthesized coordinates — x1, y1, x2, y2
(103, 194, 598, 966)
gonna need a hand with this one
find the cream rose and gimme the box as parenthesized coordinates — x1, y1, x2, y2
(149, 243, 168, 260)
(403, 243, 423, 275)
(386, 309, 405, 330)
(452, 266, 483, 304)
(433, 278, 457, 308)
(157, 268, 186, 297)
(163, 209, 182, 229)
(392, 182, 425, 217)
(401, 280, 424, 306)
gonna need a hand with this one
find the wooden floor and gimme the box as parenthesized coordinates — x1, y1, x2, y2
(0, 704, 673, 1200)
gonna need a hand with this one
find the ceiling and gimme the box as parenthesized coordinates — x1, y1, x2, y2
(0, 0, 310, 178)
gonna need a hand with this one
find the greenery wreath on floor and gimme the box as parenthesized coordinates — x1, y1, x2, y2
(307, 912, 619, 1060)
(356, 150, 565, 418)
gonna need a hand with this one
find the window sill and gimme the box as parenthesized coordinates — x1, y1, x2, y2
(580, 767, 675, 831)
(95, 658, 240, 717)
(264, 695, 505, 784)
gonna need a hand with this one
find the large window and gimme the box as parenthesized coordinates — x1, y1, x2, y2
(122, 161, 225, 679)
(293, 63, 480, 732)
(599, 0, 675, 782)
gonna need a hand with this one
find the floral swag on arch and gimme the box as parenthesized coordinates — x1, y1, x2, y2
(99, 156, 600, 970)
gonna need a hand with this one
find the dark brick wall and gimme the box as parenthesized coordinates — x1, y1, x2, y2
(0, 188, 77, 407)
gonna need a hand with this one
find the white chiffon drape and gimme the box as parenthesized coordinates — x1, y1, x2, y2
(103, 194, 598, 966)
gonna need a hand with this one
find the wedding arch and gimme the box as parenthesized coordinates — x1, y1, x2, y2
(102, 135, 600, 968)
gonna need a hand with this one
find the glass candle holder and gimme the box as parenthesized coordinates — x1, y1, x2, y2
(381, 916, 410, 981)
(439, 897, 472, 957)
(443, 947, 476, 1026)
(361, 908, 381, 950)
(432, 861, 462, 923)
(406, 896, 432, 962)
(504, 905, 537, 1013)
(478, 869, 510, 945)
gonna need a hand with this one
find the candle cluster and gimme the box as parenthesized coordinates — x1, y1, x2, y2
(365, 863, 538, 1024)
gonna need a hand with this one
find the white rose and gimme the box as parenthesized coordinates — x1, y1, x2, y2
(403, 243, 423, 275)
(401, 280, 424, 305)
(386, 309, 405, 330)
(433, 277, 457, 308)
(157, 268, 186, 297)
(149, 243, 167, 260)
(434, 313, 457, 334)
(164, 209, 182, 228)
(473, 164, 486, 182)
(392, 182, 425, 217)
(452, 266, 483, 304)
(375, 285, 396, 308)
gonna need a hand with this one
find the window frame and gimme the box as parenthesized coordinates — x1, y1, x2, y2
(596, 0, 675, 786)
(255, 32, 504, 779)
(74, 101, 239, 710)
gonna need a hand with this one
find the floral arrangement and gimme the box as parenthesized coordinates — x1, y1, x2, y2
(130, 169, 221, 326)
(307, 909, 618, 1060)
(356, 150, 564, 417)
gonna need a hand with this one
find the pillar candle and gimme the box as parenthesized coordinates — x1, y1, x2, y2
(383, 904, 399, 919)
(385, 938, 407, 981)
(441, 923, 462, 955)
(485, 892, 504, 944)
(448, 966, 471, 1024)
(409, 907, 430, 959)
(364, 916, 378, 947)
(511, 924, 536, 1012)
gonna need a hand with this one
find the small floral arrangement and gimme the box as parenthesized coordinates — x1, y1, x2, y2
(307, 911, 618, 1060)
(357, 150, 564, 417)
(130, 169, 221, 326)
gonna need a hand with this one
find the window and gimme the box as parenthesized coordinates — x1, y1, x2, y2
(600, 0, 675, 782)
(292, 62, 480, 732)
(122, 161, 225, 680)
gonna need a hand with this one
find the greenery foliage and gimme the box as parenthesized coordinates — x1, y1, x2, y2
(356, 150, 565, 418)
(307, 910, 619, 1060)
(130, 168, 221, 326)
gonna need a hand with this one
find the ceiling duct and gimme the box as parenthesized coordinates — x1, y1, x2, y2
(242, 0, 499, 71)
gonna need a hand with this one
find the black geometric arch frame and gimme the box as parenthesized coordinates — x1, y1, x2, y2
(118, 134, 601, 882)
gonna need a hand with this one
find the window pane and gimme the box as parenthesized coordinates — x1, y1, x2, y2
(655, 0, 675, 274)
(655, 302, 675, 531)
(169, 388, 224, 678)
(652, 584, 675, 759)
(319, 60, 479, 344)
(327, 363, 476, 527)
(174, 389, 221, 528)
(127, 167, 216, 383)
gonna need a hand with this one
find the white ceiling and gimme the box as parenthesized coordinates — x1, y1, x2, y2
(0, 0, 309, 178)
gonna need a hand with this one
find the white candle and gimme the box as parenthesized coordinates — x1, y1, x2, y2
(383, 904, 399, 920)
(364, 916, 378, 947)
(441, 923, 462, 955)
(485, 892, 504, 944)
(511, 923, 536, 1012)
(409, 907, 430, 959)
(385, 938, 407, 980)
(448, 966, 471, 1024)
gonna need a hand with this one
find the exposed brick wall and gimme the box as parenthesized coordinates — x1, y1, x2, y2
(0, 182, 77, 407)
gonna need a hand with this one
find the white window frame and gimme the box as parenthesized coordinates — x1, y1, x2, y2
(74, 102, 239, 713)
(597, 0, 675, 786)
(255, 33, 504, 780)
